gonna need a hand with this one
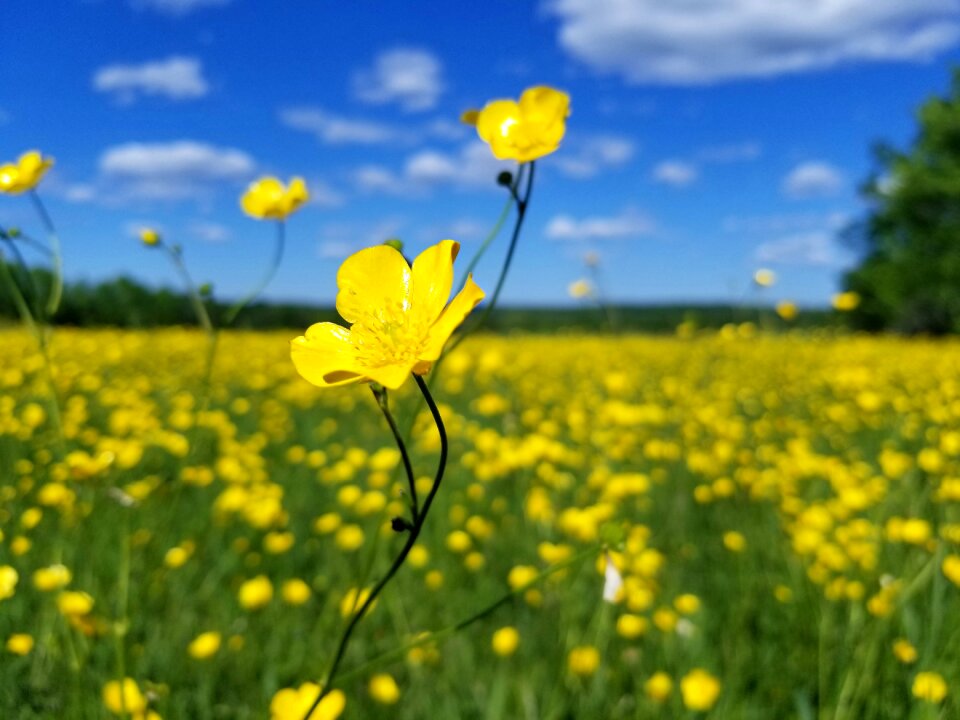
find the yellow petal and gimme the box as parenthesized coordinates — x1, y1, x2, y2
(290, 323, 364, 388)
(18, 150, 53, 184)
(283, 177, 309, 216)
(476, 100, 521, 150)
(421, 274, 485, 361)
(519, 86, 570, 124)
(241, 177, 284, 219)
(460, 109, 480, 126)
(362, 362, 416, 391)
(0, 164, 19, 192)
(335, 245, 411, 324)
(410, 240, 458, 326)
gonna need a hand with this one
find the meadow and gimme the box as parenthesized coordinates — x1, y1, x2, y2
(0, 326, 957, 719)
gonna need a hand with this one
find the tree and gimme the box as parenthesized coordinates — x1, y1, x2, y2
(845, 70, 960, 334)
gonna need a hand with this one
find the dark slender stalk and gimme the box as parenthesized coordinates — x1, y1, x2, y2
(371, 386, 419, 523)
(446, 160, 536, 355)
(1, 238, 42, 318)
(223, 220, 285, 326)
(301, 374, 447, 720)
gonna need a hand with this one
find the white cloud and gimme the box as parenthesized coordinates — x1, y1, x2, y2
(353, 48, 444, 111)
(755, 231, 851, 267)
(782, 161, 844, 199)
(305, 179, 345, 208)
(94, 57, 209, 103)
(64, 184, 97, 204)
(546, 0, 960, 84)
(99, 141, 255, 199)
(279, 107, 399, 145)
(554, 135, 636, 178)
(354, 141, 512, 195)
(724, 211, 850, 235)
(545, 208, 655, 241)
(132, 0, 231, 16)
(652, 160, 698, 187)
(189, 221, 231, 243)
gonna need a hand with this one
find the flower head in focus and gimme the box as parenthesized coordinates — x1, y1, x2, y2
(464, 86, 570, 163)
(241, 176, 309, 220)
(291, 239, 484, 390)
(0, 150, 54, 194)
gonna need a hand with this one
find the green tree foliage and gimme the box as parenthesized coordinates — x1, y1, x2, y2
(845, 71, 960, 334)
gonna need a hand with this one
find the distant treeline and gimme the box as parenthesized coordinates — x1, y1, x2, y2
(0, 264, 833, 332)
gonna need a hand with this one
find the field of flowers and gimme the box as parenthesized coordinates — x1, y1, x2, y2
(1, 326, 958, 719)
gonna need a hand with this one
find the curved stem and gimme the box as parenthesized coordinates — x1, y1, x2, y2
(454, 165, 523, 293)
(223, 220, 285, 326)
(2, 238, 42, 318)
(446, 161, 536, 355)
(302, 375, 447, 720)
(372, 386, 419, 523)
(164, 245, 214, 335)
(29, 191, 63, 319)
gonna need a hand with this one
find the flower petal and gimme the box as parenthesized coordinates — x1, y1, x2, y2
(411, 240, 459, 326)
(335, 245, 412, 324)
(460, 109, 480, 126)
(362, 362, 415, 390)
(290, 323, 365, 388)
(476, 100, 523, 160)
(519, 86, 570, 124)
(241, 177, 284, 219)
(420, 274, 485, 361)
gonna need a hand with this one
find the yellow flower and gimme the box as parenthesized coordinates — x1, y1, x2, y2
(6, 633, 33, 655)
(568, 279, 594, 300)
(567, 645, 601, 677)
(188, 631, 222, 660)
(270, 683, 345, 720)
(237, 575, 273, 611)
(832, 291, 861, 311)
(139, 228, 161, 246)
(0, 566, 18, 600)
(368, 673, 401, 705)
(776, 301, 798, 321)
(33, 564, 72, 592)
(0, 150, 54, 194)
(57, 591, 94, 617)
(241, 176, 309, 220)
(102, 678, 148, 716)
(467, 86, 570, 163)
(723, 531, 747, 553)
(753, 269, 776, 287)
(281, 578, 312, 605)
(291, 240, 484, 390)
(644, 672, 673, 702)
(941, 554, 960, 586)
(491, 626, 520, 657)
(893, 638, 918, 664)
(912, 671, 948, 703)
(680, 669, 722, 711)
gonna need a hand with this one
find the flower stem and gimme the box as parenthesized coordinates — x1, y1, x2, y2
(164, 244, 214, 335)
(446, 161, 536, 355)
(302, 374, 447, 720)
(223, 220, 285, 326)
(29, 191, 63, 319)
(372, 386, 419, 523)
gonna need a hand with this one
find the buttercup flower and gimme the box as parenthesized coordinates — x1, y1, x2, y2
(832, 291, 861, 311)
(270, 683, 345, 720)
(139, 229, 161, 247)
(464, 86, 570, 163)
(0, 150, 54, 194)
(753, 268, 776, 287)
(241, 176, 309, 220)
(291, 239, 484, 390)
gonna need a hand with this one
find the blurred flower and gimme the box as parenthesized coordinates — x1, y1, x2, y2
(680, 669, 722, 711)
(753, 269, 776, 288)
(568, 279, 594, 300)
(281, 578, 312, 605)
(0, 150, 54, 194)
(644, 672, 673, 702)
(832, 291, 861, 311)
(465, 86, 570, 163)
(368, 673, 401, 705)
(893, 638, 918, 664)
(188, 631, 222, 660)
(776, 301, 798, 321)
(241, 176, 309, 220)
(102, 678, 147, 717)
(491, 626, 520, 657)
(139, 229, 161, 247)
(723, 531, 746, 553)
(270, 683, 345, 720)
(57, 591, 94, 617)
(943, 554, 960, 586)
(912, 672, 948, 703)
(238, 575, 273, 611)
(5, 633, 33, 655)
(0, 566, 18, 601)
(33, 564, 71, 592)
(291, 240, 484, 390)
(567, 645, 601, 677)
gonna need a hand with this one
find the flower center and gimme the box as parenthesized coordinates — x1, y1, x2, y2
(350, 300, 429, 369)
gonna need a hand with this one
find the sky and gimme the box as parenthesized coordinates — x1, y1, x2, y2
(2, 0, 960, 308)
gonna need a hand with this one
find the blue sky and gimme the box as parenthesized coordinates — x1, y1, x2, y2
(3, 0, 960, 308)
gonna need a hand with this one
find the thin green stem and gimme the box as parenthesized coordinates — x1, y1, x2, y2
(114, 511, 132, 720)
(301, 375, 447, 720)
(454, 166, 523, 293)
(447, 161, 536, 355)
(29, 191, 63, 318)
(333, 544, 601, 686)
(164, 244, 214, 335)
(223, 220, 285, 326)
(372, 386, 419, 523)
(2, 238, 42, 317)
